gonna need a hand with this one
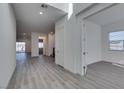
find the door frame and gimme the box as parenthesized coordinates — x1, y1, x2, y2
(81, 19, 88, 75)
(80, 4, 117, 76)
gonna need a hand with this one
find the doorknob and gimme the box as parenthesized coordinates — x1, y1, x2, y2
(83, 52, 88, 55)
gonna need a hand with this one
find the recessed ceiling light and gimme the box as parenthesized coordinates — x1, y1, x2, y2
(39, 12, 43, 15)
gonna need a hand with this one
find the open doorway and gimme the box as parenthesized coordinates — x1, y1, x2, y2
(81, 4, 124, 76)
(38, 39, 44, 55)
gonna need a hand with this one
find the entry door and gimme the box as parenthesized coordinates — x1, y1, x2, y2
(55, 25, 64, 67)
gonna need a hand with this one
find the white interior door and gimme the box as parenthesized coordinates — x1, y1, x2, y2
(82, 20, 101, 75)
(82, 20, 87, 75)
(55, 25, 64, 67)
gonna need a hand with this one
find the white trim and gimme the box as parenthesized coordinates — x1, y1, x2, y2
(112, 63, 124, 68)
(79, 3, 118, 76)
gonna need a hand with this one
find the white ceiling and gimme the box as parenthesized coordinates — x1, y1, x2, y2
(48, 3, 68, 13)
(12, 3, 66, 33)
(86, 4, 124, 26)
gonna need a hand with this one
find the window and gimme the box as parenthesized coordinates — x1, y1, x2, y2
(38, 42, 43, 48)
(16, 42, 26, 52)
(109, 31, 124, 50)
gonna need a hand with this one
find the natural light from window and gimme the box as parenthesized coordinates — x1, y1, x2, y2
(109, 31, 124, 51)
(16, 42, 26, 52)
(39, 42, 43, 48)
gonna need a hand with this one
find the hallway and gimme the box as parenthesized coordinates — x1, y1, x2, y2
(8, 53, 124, 89)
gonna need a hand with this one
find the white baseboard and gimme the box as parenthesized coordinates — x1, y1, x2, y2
(112, 63, 124, 68)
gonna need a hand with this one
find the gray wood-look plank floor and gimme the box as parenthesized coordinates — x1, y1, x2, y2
(8, 53, 124, 89)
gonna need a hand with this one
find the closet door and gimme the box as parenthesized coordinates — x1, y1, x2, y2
(55, 25, 64, 67)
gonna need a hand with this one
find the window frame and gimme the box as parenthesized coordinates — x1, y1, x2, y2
(108, 31, 124, 51)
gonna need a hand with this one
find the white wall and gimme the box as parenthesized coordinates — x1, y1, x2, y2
(48, 33, 55, 56)
(102, 19, 124, 63)
(25, 39, 31, 53)
(48, 3, 68, 13)
(73, 3, 93, 15)
(31, 32, 39, 57)
(84, 20, 102, 65)
(55, 17, 65, 67)
(44, 35, 49, 56)
(55, 14, 81, 73)
(0, 4, 16, 88)
(64, 14, 80, 73)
